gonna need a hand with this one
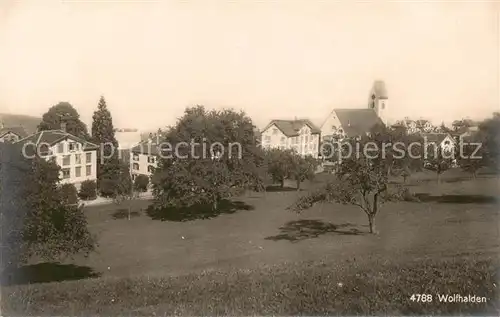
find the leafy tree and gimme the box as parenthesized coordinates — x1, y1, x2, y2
(452, 118, 474, 132)
(78, 180, 97, 200)
(265, 148, 294, 188)
(151, 106, 263, 211)
(415, 119, 433, 132)
(38, 102, 90, 139)
(478, 112, 500, 175)
(289, 154, 319, 190)
(15, 156, 95, 263)
(458, 140, 485, 179)
(113, 164, 137, 220)
(59, 183, 78, 205)
(91, 96, 121, 193)
(134, 174, 149, 192)
(292, 136, 401, 234)
(438, 122, 452, 133)
(423, 143, 454, 184)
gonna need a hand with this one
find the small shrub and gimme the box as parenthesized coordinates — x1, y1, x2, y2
(79, 180, 97, 201)
(59, 184, 78, 205)
(99, 178, 118, 198)
(134, 174, 149, 192)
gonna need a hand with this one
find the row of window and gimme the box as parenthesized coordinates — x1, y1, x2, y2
(132, 163, 155, 173)
(59, 152, 92, 166)
(264, 135, 318, 144)
(272, 128, 312, 136)
(132, 154, 156, 163)
(56, 142, 82, 154)
(61, 165, 92, 179)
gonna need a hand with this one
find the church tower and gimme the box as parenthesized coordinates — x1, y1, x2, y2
(368, 80, 388, 125)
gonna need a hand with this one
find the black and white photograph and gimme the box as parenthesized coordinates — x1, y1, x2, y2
(0, 1, 499, 315)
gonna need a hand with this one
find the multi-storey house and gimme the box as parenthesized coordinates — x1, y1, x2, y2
(260, 119, 321, 157)
(15, 123, 98, 189)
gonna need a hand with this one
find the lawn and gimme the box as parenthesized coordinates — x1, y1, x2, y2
(2, 169, 499, 315)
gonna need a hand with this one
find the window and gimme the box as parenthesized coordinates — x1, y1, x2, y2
(75, 154, 81, 165)
(444, 140, 450, 145)
(62, 155, 70, 166)
(280, 136, 286, 144)
(264, 136, 271, 143)
(133, 163, 139, 170)
(58, 143, 64, 153)
(62, 168, 70, 179)
(305, 135, 309, 143)
(86, 165, 92, 176)
(272, 128, 278, 135)
(86, 152, 92, 163)
(381, 102, 385, 109)
(75, 166, 81, 177)
(39, 144, 50, 156)
(133, 153, 139, 161)
(147, 165, 155, 173)
(148, 156, 156, 164)
(69, 142, 77, 151)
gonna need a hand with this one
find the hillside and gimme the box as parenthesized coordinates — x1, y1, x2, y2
(0, 113, 41, 135)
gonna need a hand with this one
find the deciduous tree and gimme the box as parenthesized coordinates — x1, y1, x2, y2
(151, 106, 263, 212)
(38, 102, 90, 139)
(292, 136, 401, 234)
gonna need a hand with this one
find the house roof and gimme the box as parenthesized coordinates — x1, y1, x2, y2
(131, 141, 162, 155)
(16, 130, 99, 152)
(0, 126, 28, 138)
(420, 133, 454, 144)
(263, 119, 321, 137)
(0, 113, 41, 135)
(333, 109, 384, 137)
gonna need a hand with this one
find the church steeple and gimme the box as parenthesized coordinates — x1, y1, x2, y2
(368, 80, 388, 125)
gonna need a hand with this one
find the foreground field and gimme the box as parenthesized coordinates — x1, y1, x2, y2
(2, 170, 499, 315)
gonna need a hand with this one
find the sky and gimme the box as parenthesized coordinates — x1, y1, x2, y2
(0, 1, 498, 131)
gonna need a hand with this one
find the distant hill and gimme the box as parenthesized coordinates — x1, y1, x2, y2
(0, 113, 41, 135)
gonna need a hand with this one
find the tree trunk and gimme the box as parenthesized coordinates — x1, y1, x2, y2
(403, 175, 407, 183)
(213, 199, 218, 211)
(368, 214, 376, 234)
(437, 172, 441, 185)
(296, 179, 301, 191)
(472, 171, 477, 180)
(128, 205, 131, 220)
(280, 179, 285, 188)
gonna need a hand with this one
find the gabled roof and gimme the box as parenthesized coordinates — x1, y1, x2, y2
(131, 141, 162, 155)
(16, 130, 99, 151)
(0, 126, 28, 138)
(333, 109, 384, 137)
(420, 133, 454, 144)
(263, 119, 321, 137)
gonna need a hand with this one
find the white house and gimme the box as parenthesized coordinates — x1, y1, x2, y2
(260, 119, 321, 157)
(320, 80, 387, 141)
(0, 126, 28, 143)
(130, 141, 159, 180)
(15, 126, 99, 190)
(421, 132, 456, 153)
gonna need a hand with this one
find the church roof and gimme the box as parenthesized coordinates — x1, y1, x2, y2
(334, 109, 384, 137)
(263, 119, 321, 137)
(372, 80, 388, 99)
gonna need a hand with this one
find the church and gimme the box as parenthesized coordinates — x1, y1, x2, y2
(320, 80, 388, 141)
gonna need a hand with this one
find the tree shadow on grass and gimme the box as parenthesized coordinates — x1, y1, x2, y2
(146, 199, 254, 222)
(1, 262, 101, 286)
(111, 208, 142, 220)
(265, 219, 365, 242)
(415, 193, 498, 204)
(265, 185, 303, 192)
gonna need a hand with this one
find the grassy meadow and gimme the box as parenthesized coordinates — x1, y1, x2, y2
(2, 169, 499, 315)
